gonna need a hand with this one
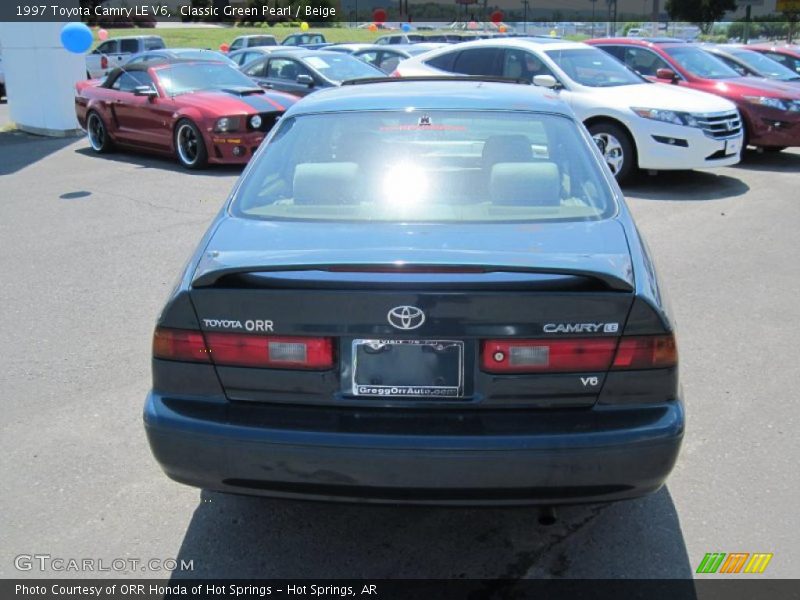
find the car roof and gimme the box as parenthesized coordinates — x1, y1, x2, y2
(283, 79, 573, 118)
(428, 37, 589, 52)
(326, 43, 375, 51)
(588, 37, 685, 48)
(270, 49, 346, 58)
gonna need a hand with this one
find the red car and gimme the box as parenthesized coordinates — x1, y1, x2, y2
(747, 44, 800, 77)
(587, 38, 800, 151)
(75, 61, 297, 169)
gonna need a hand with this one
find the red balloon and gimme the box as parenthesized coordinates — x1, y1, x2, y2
(373, 8, 387, 23)
(490, 10, 503, 24)
(219, 43, 230, 53)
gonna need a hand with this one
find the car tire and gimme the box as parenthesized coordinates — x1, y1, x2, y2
(86, 111, 114, 154)
(588, 122, 636, 183)
(174, 119, 208, 170)
(762, 146, 787, 153)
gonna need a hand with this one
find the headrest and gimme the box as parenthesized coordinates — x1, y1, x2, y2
(482, 135, 533, 167)
(489, 162, 561, 206)
(293, 162, 359, 205)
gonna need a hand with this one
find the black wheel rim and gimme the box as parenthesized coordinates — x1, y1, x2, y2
(88, 115, 104, 151)
(177, 124, 199, 165)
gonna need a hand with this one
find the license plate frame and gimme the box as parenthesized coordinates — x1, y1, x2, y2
(351, 339, 464, 398)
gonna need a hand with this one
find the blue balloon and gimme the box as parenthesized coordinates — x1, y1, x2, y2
(401, 23, 411, 32)
(60, 22, 93, 54)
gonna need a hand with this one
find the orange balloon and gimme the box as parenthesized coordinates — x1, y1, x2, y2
(219, 43, 230, 53)
(368, 23, 377, 32)
(499, 25, 507, 33)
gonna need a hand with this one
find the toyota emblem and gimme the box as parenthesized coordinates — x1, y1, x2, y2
(387, 306, 425, 330)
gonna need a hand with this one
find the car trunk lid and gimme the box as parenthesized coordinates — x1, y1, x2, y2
(189, 218, 635, 408)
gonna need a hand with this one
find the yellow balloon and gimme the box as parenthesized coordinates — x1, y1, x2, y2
(300, 22, 309, 31)
(550, 29, 557, 37)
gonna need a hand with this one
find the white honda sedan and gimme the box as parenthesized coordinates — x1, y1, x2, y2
(394, 38, 744, 182)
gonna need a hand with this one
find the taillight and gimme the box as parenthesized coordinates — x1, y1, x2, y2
(611, 335, 677, 370)
(153, 328, 334, 370)
(481, 339, 617, 373)
(153, 328, 211, 363)
(481, 334, 677, 374)
(101, 56, 108, 70)
(205, 332, 333, 370)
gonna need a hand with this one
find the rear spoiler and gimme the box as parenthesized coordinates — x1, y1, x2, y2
(191, 262, 634, 292)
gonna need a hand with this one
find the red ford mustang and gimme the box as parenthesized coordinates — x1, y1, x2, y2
(75, 60, 297, 169)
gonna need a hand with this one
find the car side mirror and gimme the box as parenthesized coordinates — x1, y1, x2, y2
(133, 85, 158, 99)
(296, 74, 315, 87)
(532, 74, 559, 89)
(656, 68, 678, 83)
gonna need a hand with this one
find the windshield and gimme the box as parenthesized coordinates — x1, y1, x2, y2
(664, 46, 740, 79)
(545, 47, 644, 87)
(157, 63, 258, 95)
(305, 53, 382, 82)
(232, 110, 614, 223)
(730, 48, 800, 81)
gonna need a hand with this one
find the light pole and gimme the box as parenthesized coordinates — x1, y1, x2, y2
(521, 0, 529, 33)
(590, 0, 597, 38)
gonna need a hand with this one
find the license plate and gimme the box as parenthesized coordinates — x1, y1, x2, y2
(352, 339, 464, 398)
(725, 137, 741, 156)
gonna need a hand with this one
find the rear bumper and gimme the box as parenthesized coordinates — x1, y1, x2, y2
(144, 392, 684, 506)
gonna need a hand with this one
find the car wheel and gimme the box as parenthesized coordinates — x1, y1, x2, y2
(86, 111, 114, 153)
(588, 122, 635, 183)
(174, 119, 208, 170)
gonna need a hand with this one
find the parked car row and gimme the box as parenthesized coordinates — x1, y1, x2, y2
(76, 34, 800, 177)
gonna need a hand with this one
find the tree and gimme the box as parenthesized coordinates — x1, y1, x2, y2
(665, 0, 736, 34)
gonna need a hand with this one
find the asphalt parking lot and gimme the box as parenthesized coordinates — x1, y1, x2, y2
(1, 111, 798, 579)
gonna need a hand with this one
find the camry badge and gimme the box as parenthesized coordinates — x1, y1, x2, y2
(387, 306, 425, 330)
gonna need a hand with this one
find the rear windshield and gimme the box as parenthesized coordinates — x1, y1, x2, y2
(249, 36, 277, 46)
(232, 110, 615, 223)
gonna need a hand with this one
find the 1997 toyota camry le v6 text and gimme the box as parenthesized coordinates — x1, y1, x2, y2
(144, 78, 684, 505)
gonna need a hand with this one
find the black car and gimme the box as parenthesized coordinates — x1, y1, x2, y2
(145, 79, 683, 506)
(241, 49, 384, 96)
